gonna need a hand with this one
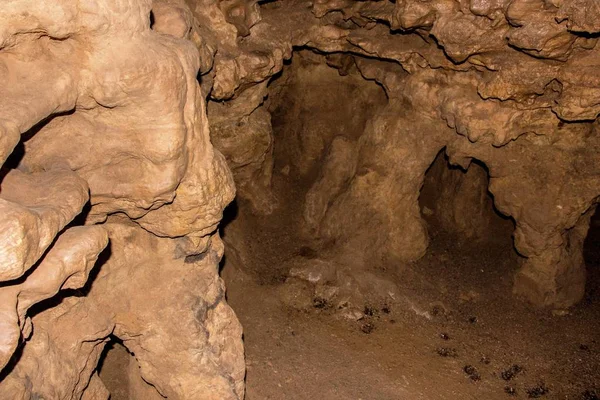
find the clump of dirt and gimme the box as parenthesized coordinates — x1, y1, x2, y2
(501, 364, 523, 381)
(360, 322, 375, 334)
(312, 296, 331, 309)
(463, 365, 481, 381)
(364, 305, 378, 317)
(437, 347, 458, 358)
(526, 382, 549, 398)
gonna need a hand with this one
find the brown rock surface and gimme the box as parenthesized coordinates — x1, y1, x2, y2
(0, 0, 243, 398)
(2, 0, 600, 397)
(200, 0, 600, 309)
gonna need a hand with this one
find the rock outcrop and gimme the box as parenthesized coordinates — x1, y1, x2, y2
(0, 0, 243, 398)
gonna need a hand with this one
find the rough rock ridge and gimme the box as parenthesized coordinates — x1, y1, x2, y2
(0, 0, 243, 398)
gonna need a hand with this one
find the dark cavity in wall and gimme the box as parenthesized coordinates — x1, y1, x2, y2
(97, 338, 132, 400)
(419, 149, 514, 246)
(418, 149, 519, 295)
(97, 336, 164, 399)
(267, 49, 387, 190)
(583, 206, 600, 304)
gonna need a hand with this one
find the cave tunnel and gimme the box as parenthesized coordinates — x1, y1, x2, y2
(215, 50, 600, 399)
(2, 1, 600, 400)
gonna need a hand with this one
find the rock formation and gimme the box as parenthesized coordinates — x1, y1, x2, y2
(0, 0, 243, 398)
(196, 0, 600, 309)
(1, 0, 600, 397)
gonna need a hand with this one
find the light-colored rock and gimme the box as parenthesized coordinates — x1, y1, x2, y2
(0, 225, 108, 371)
(0, 169, 89, 281)
(0, 0, 243, 397)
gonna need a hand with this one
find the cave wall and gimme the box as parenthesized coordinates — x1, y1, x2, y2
(0, 0, 243, 398)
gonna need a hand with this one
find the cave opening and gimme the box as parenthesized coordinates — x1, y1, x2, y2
(419, 150, 515, 246)
(417, 149, 518, 300)
(220, 49, 389, 286)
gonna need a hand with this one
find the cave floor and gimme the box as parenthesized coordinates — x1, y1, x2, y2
(223, 176, 600, 400)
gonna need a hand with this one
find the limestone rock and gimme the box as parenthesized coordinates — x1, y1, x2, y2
(0, 0, 243, 397)
(0, 169, 89, 281)
(2, 0, 600, 396)
(0, 225, 108, 372)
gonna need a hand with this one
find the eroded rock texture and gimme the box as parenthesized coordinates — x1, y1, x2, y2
(2, 0, 600, 397)
(0, 0, 243, 398)
(193, 0, 600, 309)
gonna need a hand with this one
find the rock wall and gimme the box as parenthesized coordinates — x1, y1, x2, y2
(0, 0, 243, 398)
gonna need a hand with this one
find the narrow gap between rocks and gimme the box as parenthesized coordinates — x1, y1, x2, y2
(584, 208, 600, 304)
(98, 337, 164, 400)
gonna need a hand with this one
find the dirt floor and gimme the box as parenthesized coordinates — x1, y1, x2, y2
(220, 168, 600, 400)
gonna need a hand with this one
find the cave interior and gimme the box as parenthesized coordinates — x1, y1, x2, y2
(1, 0, 600, 399)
